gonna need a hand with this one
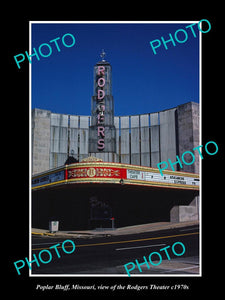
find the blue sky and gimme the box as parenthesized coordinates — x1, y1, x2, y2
(31, 22, 199, 116)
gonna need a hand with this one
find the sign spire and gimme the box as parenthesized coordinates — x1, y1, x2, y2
(100, 49, 106, 61)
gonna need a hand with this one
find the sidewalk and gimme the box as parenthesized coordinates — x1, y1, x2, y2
(32, 220, 199, 238)
(74, 256, 200, 275)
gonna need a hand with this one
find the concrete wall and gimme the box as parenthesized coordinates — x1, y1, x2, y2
(79, 116, 89, 161)
(160, 108, 177, 170)
(32, 109, 51, 174)
(49, 114, 90, 168)
(70, 115, 79, 159)
(177, 102, 200, 173)
(130, 115, 140, 165)
(170, 195, 199, 222)
(150, 112, 160, 168)
(32, 102, 199, 175)
(50, 113, 68, 169)
(120, 116, 130, 164)
(140, 114, 150, 167)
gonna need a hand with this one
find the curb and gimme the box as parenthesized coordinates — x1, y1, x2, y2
(32, 221, 199, 239)
(32, 232, 55, 236)
(44, 232, 55, 236)
(32, 232, 44, 236)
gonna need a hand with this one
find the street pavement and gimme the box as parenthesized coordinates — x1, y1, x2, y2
(31, 223, 200, 275)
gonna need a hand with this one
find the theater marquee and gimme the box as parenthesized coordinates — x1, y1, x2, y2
(126, 169, 199, 187)
(32, 161, 199, 191)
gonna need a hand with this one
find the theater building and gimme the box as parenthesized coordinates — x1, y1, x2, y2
(32, 52, 200, 230)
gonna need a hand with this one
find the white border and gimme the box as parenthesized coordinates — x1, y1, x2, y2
(29, 21, 202, 277)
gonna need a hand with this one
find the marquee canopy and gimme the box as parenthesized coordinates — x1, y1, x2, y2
(32, 157, 199, 191)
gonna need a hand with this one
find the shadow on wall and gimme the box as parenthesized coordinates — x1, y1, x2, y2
(32, 185, 198, 231)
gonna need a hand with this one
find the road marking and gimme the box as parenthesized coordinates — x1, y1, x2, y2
(115, 243, 166, 251)
(32, 231, 199, 251)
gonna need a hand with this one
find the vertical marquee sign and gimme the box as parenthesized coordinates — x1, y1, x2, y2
(96, 65, 106, 150)
(89, 51, 116, 154)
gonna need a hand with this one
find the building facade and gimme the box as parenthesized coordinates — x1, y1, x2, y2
(32, 55, 200, 176)
(32, 101, 199, 175)
(32, 54, 200, 230)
